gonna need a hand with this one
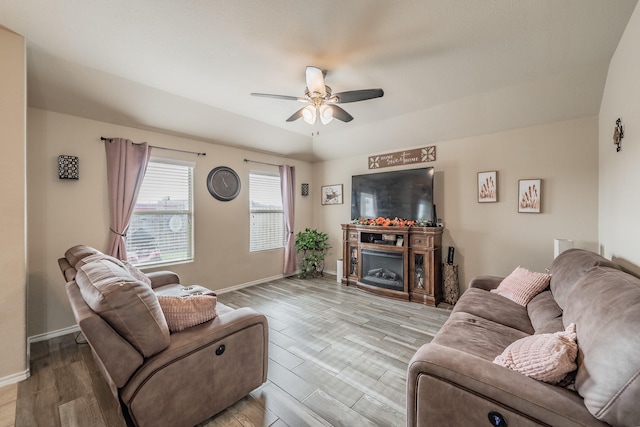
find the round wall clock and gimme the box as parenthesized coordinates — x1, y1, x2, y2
(206, 166, 241, 201)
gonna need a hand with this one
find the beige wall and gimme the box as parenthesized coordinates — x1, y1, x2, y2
(0, 27, 27, 381)
(599, 2, 640, 275)
(18, 2, 639, 376)
(315, 117, 600, 289)
(27, 108, 313, 337)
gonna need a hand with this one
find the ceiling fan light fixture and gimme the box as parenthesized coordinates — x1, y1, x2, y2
(302, 105, 316, 125)
(251, 65, 384, 124)
(306, 66, 326, 97)
(319, 105, 333, 124)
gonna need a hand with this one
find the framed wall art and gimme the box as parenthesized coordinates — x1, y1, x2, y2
(518, 179, 542, 213)
(321, 184, 343, 205)
(478, 171, 497, 203)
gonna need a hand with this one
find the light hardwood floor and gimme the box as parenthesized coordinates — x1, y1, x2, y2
(13, 276, 451, 427)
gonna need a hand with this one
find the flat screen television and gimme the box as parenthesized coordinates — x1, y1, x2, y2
(351, 167, 435, 222)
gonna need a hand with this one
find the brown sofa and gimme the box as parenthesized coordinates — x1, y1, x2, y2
(407, 249, 640, 427)
(58, 245, 269, 427)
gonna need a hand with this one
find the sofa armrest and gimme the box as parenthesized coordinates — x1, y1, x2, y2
(407, 343, 606, 427)
(66, 282, 143, 388)
(146, 270, 181, 288)
(119, 307, 268, 427)
(121, 307, 268, 401)
(468, 275, 503, 291)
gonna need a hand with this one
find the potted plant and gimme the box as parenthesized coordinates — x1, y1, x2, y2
(295, 228, 331, 278)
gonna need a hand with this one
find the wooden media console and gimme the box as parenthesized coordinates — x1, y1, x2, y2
(341, 224, 443, 306)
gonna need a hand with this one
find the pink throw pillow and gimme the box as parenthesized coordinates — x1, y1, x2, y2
(491, 266, 551, 306)
(157, 295, 218, 333)
(494, 323, 578, 384)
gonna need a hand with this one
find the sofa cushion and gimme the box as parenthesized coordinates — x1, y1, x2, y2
(75, 258, 170, 357)
(452, 288, 534, 334)
(490, 266, 551, 306)
(64, 244, 101, 267)
(527, 290, 564, 334)
(75, 252, 125, 270)
(563, 267, 640, 426)
(549, 248, 619, 310)
(432, 311, 530, 361)
(154, 283, 216, 297)
(75, 253, 153, 287)
(158, 295, 218, 332)
(123, 261, 152, 287)
(494, 323, 578, 384)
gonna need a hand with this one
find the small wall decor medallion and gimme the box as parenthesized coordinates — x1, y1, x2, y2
(58, 155, 79, 180)
(613, 118, 624, 152)
(321, 184, 343, 205)
(478, 171, 498, 203)
(369, 146, 436, 169)
(518, 179, 542, 213)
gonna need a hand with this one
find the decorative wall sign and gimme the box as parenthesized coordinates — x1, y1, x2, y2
(321, 184, 343, 205)
(518, 179, 542, 213)
(58, 155, 79, 180)
(368, 146, 436, 169)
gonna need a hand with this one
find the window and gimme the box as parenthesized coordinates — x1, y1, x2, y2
(250, 172, 285, 252)
(127, 159, 194, 266)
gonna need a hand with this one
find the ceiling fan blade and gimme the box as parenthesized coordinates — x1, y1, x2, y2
(331, 105, 354, 122)
(286, 107, 306, 122)
(306, 66, 326, 97)
(251, 93, 306, 102)
(331, 88, 384, 103)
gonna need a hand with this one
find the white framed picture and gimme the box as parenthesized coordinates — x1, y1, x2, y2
(518, 179, 542, 213)
(478, 171, 497, 203)
(321, 184, 343, 205)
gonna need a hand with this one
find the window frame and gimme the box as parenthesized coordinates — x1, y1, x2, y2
(249, 171, 285, 252)
(126, 157, 195, 267)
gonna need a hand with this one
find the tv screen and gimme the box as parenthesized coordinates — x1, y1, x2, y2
(351, 167, 434, 222)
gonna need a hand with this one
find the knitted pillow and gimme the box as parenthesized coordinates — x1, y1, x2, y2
(158, 295, 218, 333)
(491, 266, 551, 306)
(494, 323, 578, 384)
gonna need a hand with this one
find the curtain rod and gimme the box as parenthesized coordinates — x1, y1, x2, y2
(243, 158, 281, 167)
(100, 137, 206, 156)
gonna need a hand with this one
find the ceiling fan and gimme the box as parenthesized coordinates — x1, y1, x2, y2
(251, 66, 384, 125)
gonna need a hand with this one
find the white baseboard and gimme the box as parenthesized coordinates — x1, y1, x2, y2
(216, 274, 288, 294)
(0, 369, 29, 388)
(28, 324, 81, 344)
(27, 324, 82, 368)
(1, 326, 81, 388)
(25, 276, 287, 348)
(22, 273, 336, 370)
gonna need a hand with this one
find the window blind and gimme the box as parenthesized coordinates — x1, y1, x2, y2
(127, 160, 194, 266)
(250, 172, 285, 252)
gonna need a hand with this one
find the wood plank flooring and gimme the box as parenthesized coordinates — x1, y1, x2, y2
(13, 276, 451, 426)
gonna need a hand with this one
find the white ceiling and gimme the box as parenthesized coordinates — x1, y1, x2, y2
(1, 0, 637, 162)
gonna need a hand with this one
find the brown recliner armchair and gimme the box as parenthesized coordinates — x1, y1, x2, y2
(58, 245, 268, 427)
